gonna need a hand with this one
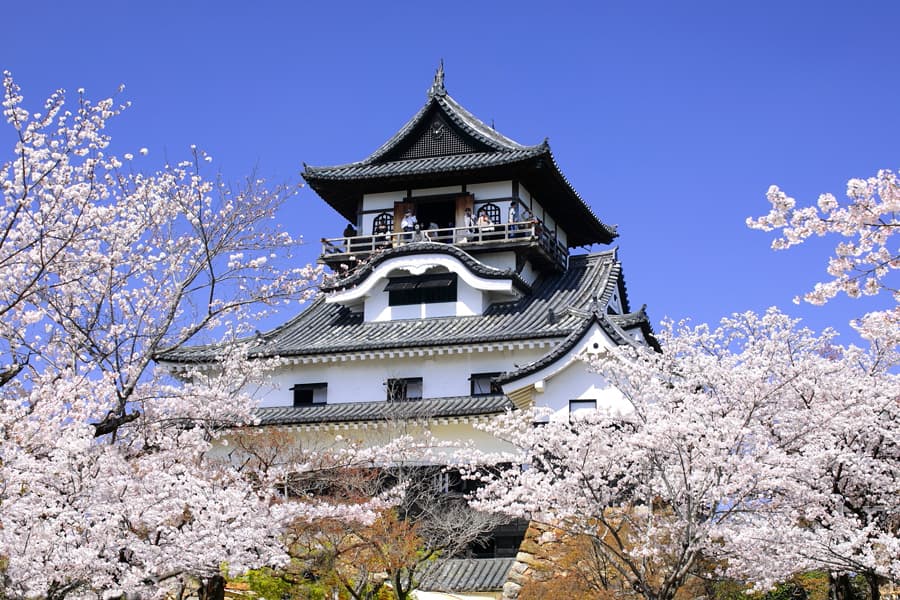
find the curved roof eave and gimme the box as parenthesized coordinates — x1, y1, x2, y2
(159, 245, 625, 366)
(494, 310, 654, 386)
(320, 242, 531, 294)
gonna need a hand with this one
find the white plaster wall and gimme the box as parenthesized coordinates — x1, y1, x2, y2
(500, 326, 633, 421)
(255, 347, 550, 408)
(327, 254, 521, 321)
(362, 191, 404, 212)
(626, 327, 648, 345)
(609, 290, 623, 314)
(542, 210, 555, 234)
(361, 191, 404, 234)
(534, 361, 630, 422)
(411, 185, 463, 197)
(478, 251, 516, 271)
(517, 260, 539, 285)
(468, 181, 512, 199)
(364, 276, 483, 321)
(518, 183, 532, 205)
(530, 200, 544, 222)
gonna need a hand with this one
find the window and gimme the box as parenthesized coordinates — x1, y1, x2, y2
(292, 383, 327, 406)
(569, 399, 597, 419)
(432, 471, 451, 493)
(470, 372, 500, 396)
(372, 211, 393, 234)
(477, 203, 501, 224)
(386, 273, 457, 306)
(385, 377, 423, 402)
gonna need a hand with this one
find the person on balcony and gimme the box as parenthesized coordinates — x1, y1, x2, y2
(412, 223, 431, 242)
(343, 223, 357, 250)
(401, 209, 417, 242)
(477, 212, 494, 241)
(508, 202, 519, 237)
(373, 222, 391, 250)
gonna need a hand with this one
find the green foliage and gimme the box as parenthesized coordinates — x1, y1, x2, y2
(711, 572, 860, 600)
(710, 578, 753, 600)
(231, 566, 334, 600)
(242, 568, 293, 600)
(794, 572, 829, 600)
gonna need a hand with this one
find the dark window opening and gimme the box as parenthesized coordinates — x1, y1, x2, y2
(470, 372, 501, 396)
(292, 383, 327, 406)
(387, 273, 457, 306)
(469, 519, 529, 558)
(372, 211, 394, 234)
(386, 377, 423, 402)
(414, 200, 456, 231)
(569, 399, 597, 419)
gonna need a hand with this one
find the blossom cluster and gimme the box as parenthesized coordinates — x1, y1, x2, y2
(748, 170, 900, 342)
(0, 74, 346, 599)
(471, 309, 899, 600)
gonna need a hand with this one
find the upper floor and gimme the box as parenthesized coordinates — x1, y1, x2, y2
(303, 66, 617, 278)
(320, 180, 569, 272)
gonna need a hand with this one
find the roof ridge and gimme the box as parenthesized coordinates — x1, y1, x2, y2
(436, 93, 531, 151)
(306, 72, 538, 172)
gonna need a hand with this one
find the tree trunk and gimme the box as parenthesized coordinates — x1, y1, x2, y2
(866, 574, 881, 600)
(392, 572, 409, 600)
(198, 575, 225, 600)
(829, 573, 854, 600)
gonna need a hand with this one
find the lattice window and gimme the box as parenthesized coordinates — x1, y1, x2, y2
(372, 212, 393, 234)
(477, 203, 501, 225)
(397, 118, 476, 160)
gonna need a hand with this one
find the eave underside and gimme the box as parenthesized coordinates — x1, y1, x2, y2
(305, 159, 615, 247)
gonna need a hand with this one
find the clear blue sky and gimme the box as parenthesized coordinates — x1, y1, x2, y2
(3, 1, 897, 342)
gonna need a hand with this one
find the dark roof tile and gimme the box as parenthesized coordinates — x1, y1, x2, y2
(417, 557, 514, 592)
(160, 249, 624, 363)
(254, 395, 512, 426)
(301, 82, 617, 247)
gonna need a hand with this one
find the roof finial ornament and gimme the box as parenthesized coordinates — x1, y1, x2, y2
(428, 59, 446, 98)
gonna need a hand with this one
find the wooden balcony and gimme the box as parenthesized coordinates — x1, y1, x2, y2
(319, 220, 568, 271)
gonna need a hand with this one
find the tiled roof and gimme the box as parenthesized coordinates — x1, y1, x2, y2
(417, 557, 514, 592)
(494, 308, 657, 386)
(325, 81, 534, 172)
(302, 147, 545, 181)
(254, 395, 512, 426)
(610, 304, 652, 330)
(159, 249, 629, 363)
(301, 74, 617, 247)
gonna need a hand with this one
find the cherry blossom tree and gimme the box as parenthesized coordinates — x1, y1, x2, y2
(723, 352, 900, 600)
(748, 170, 900, 345)
(747, 170, 900, 600)
(471, 309, 899, 600)
(0, 73, 389, 600)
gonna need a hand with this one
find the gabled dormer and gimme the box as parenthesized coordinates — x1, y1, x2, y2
(322, 243, 528, 322)
(303, 65, 617, 276)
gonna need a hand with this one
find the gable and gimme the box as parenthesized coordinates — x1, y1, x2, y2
(380, 108, 487, 163)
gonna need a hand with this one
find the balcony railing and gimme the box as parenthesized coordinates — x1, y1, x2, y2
(320, 220, 567, 269)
